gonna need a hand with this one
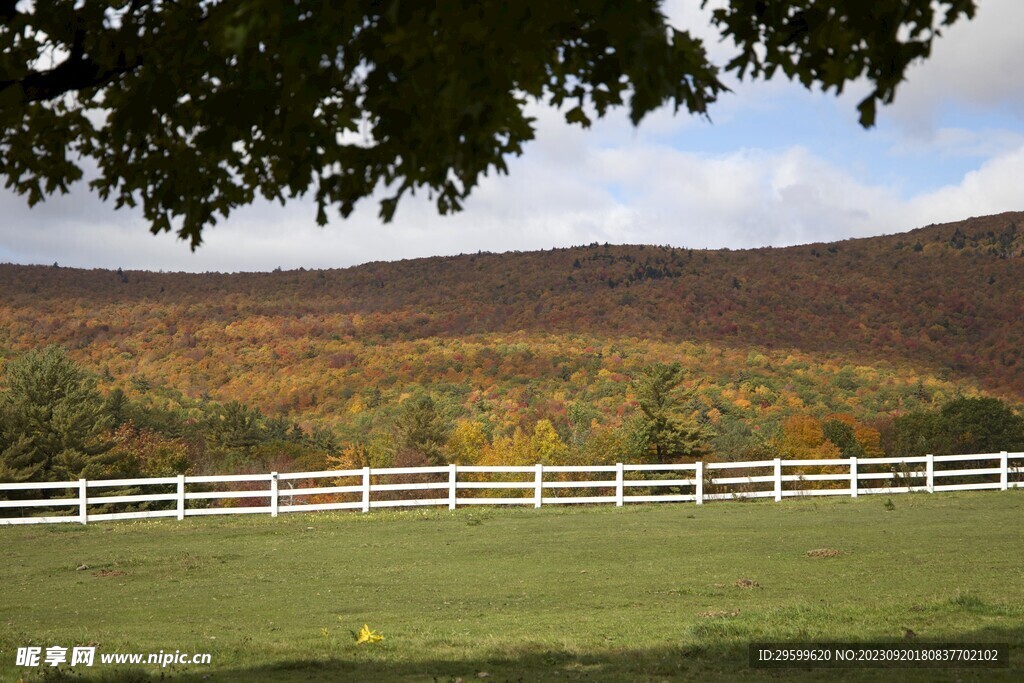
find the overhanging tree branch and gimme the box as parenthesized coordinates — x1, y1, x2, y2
(1, 5, 144, 103)
(0, 0, 979, 247)
(0, 51, 142, 103)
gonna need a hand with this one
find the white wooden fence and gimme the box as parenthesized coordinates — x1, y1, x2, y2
(1, 452, 1022, 525)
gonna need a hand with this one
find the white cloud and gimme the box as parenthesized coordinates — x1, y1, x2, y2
(590, 139, 1024, 249)
(887, 0, 1024, 130)
(586, 144, 890, 248)
(902, 145, 1024, 225)
(890, 127, 1024, 159)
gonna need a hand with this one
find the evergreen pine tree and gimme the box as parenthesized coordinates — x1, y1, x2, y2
(630, 363, 706, 463)
(0, 347, 115, 481)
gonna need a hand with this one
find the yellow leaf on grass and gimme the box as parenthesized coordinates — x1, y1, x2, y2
(355, 624, 384, 644)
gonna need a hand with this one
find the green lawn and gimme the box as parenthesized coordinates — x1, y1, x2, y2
(3, 491, 1024, 682)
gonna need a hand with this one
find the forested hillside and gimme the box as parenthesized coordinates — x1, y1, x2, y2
(2, 212, 1023, 479)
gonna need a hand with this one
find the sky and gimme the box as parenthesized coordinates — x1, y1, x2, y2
(1, 0, 1022, 273)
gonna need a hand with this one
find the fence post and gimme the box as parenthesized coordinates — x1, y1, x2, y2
(926, 454, 934, 493)
(850, 457, 858, 498)
(270, 472, 279, 518)
(534, 463, 543, 508)
(695, 461, 703, 506)
(773, 458, 782, 502)
(615, 463, 624, 507)
(449, 463, 458, 511)
(1001, 451, 1009, 491)
(78, 479, 88, 525)
(362, 467, 371, 513)
(176, 475, 186, 520)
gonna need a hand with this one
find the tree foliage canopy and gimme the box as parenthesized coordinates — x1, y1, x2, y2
(0, 346, 113, 481)
(391, 394, 451, 466)
(630, 362, 705, 463)
(888, 397, 1024, 458)
(0, 0, 976, 246)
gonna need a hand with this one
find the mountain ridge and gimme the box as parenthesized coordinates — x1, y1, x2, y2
(3, 211, 1021, 398)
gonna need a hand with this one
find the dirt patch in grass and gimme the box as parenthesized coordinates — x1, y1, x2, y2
(806, 548, 843, 558)
(93, 569, 129, 578)
(734, 578, 760, 589)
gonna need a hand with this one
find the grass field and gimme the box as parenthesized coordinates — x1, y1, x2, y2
(3, 491, 1024, 682)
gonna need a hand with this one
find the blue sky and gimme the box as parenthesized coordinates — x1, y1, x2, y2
(653, 94, 1013, 196)
(1, 0, 1022, 272)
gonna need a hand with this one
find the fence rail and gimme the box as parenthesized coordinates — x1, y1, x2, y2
(1, 452, 1022, 525)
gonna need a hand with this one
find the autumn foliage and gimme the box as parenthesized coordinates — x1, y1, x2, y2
(2, 213, 1024, 479)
